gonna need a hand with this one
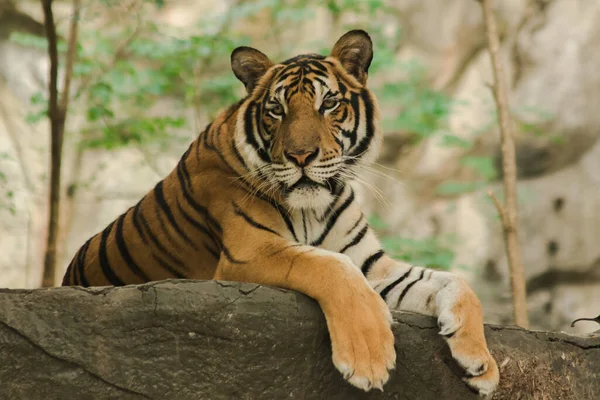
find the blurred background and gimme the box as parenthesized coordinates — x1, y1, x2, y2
(1, 0, 599, 334)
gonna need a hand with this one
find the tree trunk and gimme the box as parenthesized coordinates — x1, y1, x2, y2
(40, 0, 79, 287)
(40, 0, 62, 287)
(479, 0, 530, 328)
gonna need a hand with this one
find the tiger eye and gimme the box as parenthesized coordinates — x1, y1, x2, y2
(270, 104, 284, 116)
(322, 98, 339, 110)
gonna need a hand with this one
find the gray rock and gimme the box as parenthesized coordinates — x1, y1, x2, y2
(0, 280, 598, 399)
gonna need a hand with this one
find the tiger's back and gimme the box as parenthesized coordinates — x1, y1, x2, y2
(63, 123, 228, 286)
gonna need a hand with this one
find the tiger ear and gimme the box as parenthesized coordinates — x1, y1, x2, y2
(231, 46, 273, 94)
(330, 30, 373, 85)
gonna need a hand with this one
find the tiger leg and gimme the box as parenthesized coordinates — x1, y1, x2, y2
(368, 256, 499, 396)
(214, 243, 396, 392)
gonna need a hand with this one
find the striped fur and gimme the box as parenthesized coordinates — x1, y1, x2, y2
(62, 30, 498, 395)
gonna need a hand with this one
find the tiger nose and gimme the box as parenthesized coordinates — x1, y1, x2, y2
(284, 148, 319, 167)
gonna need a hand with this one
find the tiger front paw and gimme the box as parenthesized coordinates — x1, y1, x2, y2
(322, 285, 396, 391)
(438, 301, 499, 396)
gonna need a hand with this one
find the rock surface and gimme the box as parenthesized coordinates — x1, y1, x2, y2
(0, 280, 598, 400)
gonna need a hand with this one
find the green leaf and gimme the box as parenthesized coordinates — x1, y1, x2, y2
(89, 81, 113, 104)
(72, 59, 96, 77)
(460, 156, 497, 180)
(86, 105, 114, 122)
(440, 134, 473, 149)
(29, 92, 46, 105)
(25, 110, 48, 124)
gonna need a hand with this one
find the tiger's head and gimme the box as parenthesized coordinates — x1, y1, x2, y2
(232, 30, 382, 211)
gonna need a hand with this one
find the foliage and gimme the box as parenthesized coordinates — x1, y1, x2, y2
(368, 214, 455, 270)
(0, 152, 16, 216)
(9, 0, 559, 268)
(13, 0, 457, 152)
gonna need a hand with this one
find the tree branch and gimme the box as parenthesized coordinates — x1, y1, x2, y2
(478, 0, 529, 328)
(58, 0, 80, 113)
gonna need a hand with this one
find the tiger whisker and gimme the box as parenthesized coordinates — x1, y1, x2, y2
(337, 169, 390, 209)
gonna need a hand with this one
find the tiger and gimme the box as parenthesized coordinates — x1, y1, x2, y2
(62, 30, 499, 395)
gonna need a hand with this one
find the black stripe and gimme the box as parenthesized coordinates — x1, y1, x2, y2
(312, 76, 327, 88)
(68, 257, 76, 286)
(251, 191, 296, 241)
(348, 90, 375, 159)
(338, 81, 347, 95)
(138, 209, 187, 272)
(175, 161, 223, 234)
(360, 250, 384, 276)
(202, 125, 240, 176)
(341, 129, 354, 139)
(62, 262, 73, 286)
(70, 240, 86, 285)
(204, 243, 220, 260)
(132, 200, 149, 245)
(153, 194, 185, 250)
(115, 212, 151, 282)
(379, 267, 413, 300)
(179, 157, 193, 193)
(221, 245, 246, 264)
(196, 125, 209, 162)
(253, 103, 270, 158)
(314, 160, 341, 170)
(181, 141, 193, 161)
(318, 186, 346, 223)
(305, 68, 328, 79)
(207, 117, 218, 147)
(309, 60, 327, 72)
(233, 202, 280, 237)
(302, 210, 307, 243)
(348, 93, 360, 147)
(346, 215, 363, 235)
(153, 181, 198, 249)
(335, 106, 349, 124)
(303, 77, 316, 90)
(277, 205, 298, 242)
(232, 141, 248, 170)
(340, 224, 369, 253)
(153, 255, 185, 279)
(244, 103, 269, 163)
(333, 135, 343, 148)
(311, 189, 355, 246)
(177, 197, 220, 251)
(396, 269, 426, 308)
(277, 70, 300, 81)
(98, 221, 125, 286)
(76, 239, 91, 287)
(319, 199, 338, 223)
